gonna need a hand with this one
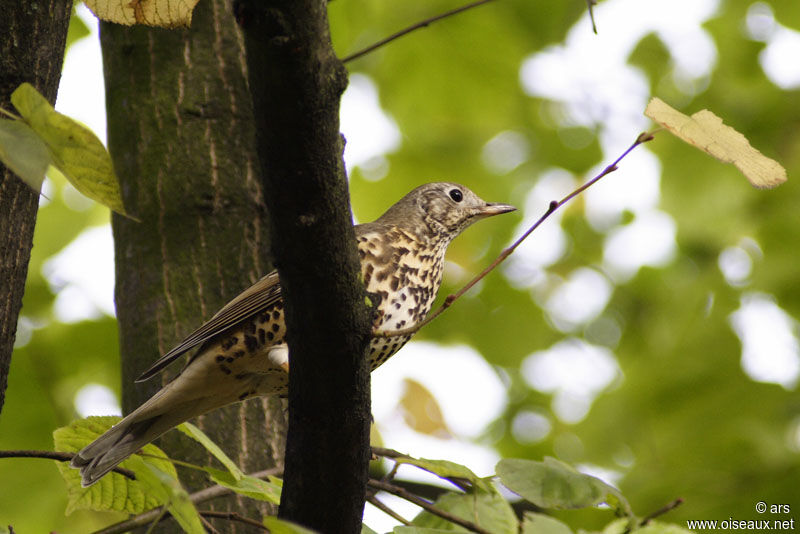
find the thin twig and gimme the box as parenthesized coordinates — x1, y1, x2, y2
(368, 478, 492, 534)
(586, 0, 598, 34)
(0, 106, 21, 120)
(640, 498, 683, 526)
(91, 467, 282, 534)
(375, 130, 656, 339)
(0, 449, 136, 480)
(367, 494, 412, 525)
(342, 0, 496, 63)
(199, 510, 269, 531)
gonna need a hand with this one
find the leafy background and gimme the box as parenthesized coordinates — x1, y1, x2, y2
(1, 0, 799, 532)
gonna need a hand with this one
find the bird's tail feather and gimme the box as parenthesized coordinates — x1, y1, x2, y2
(70, 393, 212, 487)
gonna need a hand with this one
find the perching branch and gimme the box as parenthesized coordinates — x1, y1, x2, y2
(368, 478, 492, 534)
(92, 467, 282, 534)
(376, 130, 656, 339)
(639, 498, 684, 526)
(341, 0, 496, 63)
(0, 449, 136, 480)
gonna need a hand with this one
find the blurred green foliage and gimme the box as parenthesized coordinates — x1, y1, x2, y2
(2, 0, 800, 532)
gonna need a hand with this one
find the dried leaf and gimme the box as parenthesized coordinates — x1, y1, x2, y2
(645, 97, 787, 189)
(85, 0, 201, 28)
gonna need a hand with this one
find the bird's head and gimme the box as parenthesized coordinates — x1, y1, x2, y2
(377, 182, 516, 242)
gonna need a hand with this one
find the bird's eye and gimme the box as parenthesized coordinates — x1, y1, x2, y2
(449, 189, 463, 202)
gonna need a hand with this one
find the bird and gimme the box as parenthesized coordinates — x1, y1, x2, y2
(71, 182, 515, 486)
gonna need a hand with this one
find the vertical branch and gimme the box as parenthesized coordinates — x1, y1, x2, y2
(0, 1, 73, 415)
(236, 1, 373, 532)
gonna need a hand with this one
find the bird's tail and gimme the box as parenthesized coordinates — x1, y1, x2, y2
(70, 391, 212, 487)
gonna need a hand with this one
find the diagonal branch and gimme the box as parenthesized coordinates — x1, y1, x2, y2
(376, 130, 656, 339)
(342, 0, 496, 63)
(0, 449, 136, 480)
(368, 478, 492, 534)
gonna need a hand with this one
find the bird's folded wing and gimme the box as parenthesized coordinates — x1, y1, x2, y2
(136, 271, 283, 382)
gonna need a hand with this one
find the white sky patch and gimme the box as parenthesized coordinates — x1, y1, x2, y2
(481, 130, 531, 175)
(56, 4, 106, 145)
(42, 224, 116, 322)
(718, 245, 753, 287)
(503, 169, 575, 288)
(745, 1, 800, 89)
(340, 73, 401, 179)
(372, 341, 507, 438)
(584, 148, 662, 231)
(511, 410, 552, 445)
(729, 293, 800, 390)
(522, 338, 621, 424)
(545, 267, 613, 332)
(74, 383, 121, 417)
(602, 210, 677, 282)
(519, 0, 718, 136)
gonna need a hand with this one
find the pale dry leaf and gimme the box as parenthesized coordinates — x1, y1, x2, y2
(645, 97, 787, 189)
(85, 0, 201, 28)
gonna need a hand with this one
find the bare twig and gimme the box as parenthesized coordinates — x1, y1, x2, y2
(368, 478, 492, 534)
(91, 467, 282, 534)
(586, 0, 598, 33)
(199, 510, 269, 531)
(367, 494, 412, 525)
(0, 449, 136, 480)
(342, 0, 496, 63)
(375, 130, 656, 339)
(640, 498, 683, 526)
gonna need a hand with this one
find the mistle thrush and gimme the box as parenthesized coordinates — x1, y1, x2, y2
(72, 182, 515, 486)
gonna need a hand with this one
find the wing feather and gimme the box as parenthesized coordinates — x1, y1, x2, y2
(136, 271, 282, 381)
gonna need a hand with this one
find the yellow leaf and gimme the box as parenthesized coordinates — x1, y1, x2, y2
(645, 97, 787, 189)
(10, 83, 131, 216)
(84, 0, 201, 28)
(399, 378, 451, 438)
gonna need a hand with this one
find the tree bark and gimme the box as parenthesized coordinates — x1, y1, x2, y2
(100, 0, 284, 530)
(0, 1, 73, 415)
(237, 1, 374, 532)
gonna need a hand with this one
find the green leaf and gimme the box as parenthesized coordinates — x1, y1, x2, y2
(131, 457, 205, 534)
(495, 457, 632, 516)
(263, 516, 319, 534)
(9, 83, 130, 216)
(394, 456, 494, 493)
(361, 524, 379, 534)
(0, 119, 53, 191)
(203, 466, 282, 504)
(53, 416, 177, 515)
(394, 528, 455, 534)
(521, 512, 574, 534)
(177, 422, 244, 480)
(411, 492, 517, 533)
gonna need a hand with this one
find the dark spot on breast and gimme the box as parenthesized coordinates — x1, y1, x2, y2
(215, 355, 225, 362)
(244, 335, 259, 352)
(394, 302, 401, 310)
(219, 364, 232, 375)
(267, 330, 275, 341)
(244, 320, 256, 334)
(272, 310, 281, 320)
(226, 356, 234, 363)
(272, 323, 280, 332)
(395, 321, 406, 329)
(390, 277, 399, 291)
(258, 328, 266, 344)
(234, 350, 246, 358)
(221, 337, 238, 350)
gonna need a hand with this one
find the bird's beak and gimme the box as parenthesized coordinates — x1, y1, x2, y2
(479, 202, 517, 218)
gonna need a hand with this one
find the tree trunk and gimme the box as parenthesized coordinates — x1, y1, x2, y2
(0, 1, 73, 415)
(238, 1, 374, 531)
(100, 0, 284, 530)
